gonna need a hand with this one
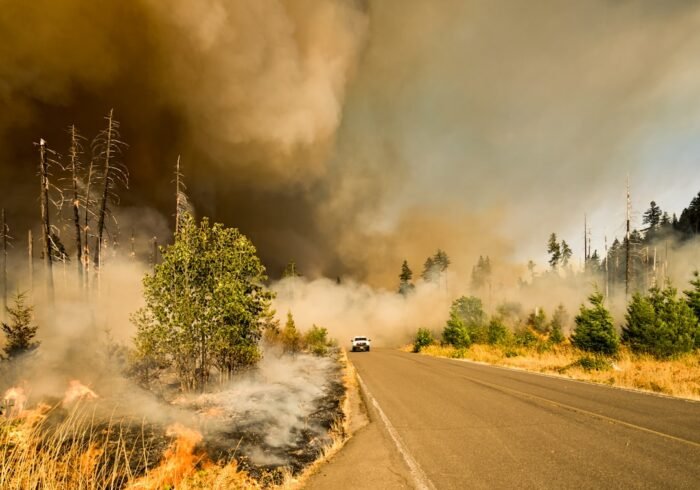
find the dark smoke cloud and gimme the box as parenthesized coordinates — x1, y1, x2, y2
(2, 0, 700, 287)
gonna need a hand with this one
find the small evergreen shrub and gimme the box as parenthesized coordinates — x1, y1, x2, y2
(571, 291, 618, 356)
(623, 285, 698, 359)
(413, 328, 435, 352)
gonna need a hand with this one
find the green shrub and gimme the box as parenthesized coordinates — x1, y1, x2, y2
(487, 318, 508, 345)
(572, 355, 612, 372)
(413, 328, 435, 352)
(527, 308, 549, 334)
(549, 304, 567, 344)
(443, 316, 471, 348)
(623, 285, 698, 359)
(304, 325, 330, 356)
(571, 291, 618, 355)
(514, 327, 537, 347)
(449, 347, 467, 359)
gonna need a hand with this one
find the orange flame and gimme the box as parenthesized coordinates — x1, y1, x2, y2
(62, 380, 98, 405)
(127, 423, 204, 489)
(2, 386, 27, 417)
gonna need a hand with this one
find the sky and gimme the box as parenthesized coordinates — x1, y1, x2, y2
(1, 0, 700, 286)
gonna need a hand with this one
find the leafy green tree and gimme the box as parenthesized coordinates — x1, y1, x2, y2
(623, 285, 698, 358)
(132, 215, 273, 392)
(442, 314, 471, 348)
(398, 260, 415, 296)
(413, 328, 434, 352)
(572, 291, 618, 355)
(1, 292, 39, 359)
(547, 233, 561, 269)
(684, 271, 700, 348)
(549, 304, 567, 344)
(444, 295, 487, 344)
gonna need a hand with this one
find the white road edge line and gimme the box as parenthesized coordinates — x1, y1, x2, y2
(356, 374, 436, 490)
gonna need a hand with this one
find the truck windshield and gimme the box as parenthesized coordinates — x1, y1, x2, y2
(354, 337, 367, 341)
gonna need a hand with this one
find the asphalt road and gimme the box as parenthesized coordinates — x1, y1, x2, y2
(342, 348, 700, 489)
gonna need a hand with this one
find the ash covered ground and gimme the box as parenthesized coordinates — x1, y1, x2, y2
(0, 348, 345, 487)
(175, 349, 345, 479)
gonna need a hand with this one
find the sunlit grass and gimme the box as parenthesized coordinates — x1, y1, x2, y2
(414, 343, 700, 400)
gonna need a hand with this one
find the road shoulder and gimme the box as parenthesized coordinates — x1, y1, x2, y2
(304, 355, 415, 490)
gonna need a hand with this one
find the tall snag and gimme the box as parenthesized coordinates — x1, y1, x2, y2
(1, 208, 7, 313)
(67, 125, 86, 282)
(92, 109, 128, 273)
(37, 138, 55, 300)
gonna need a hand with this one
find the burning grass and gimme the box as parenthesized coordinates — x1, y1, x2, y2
(410, 343, 700, 400)
(0, 351, 349, 490)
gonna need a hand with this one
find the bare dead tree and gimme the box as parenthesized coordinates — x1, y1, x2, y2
(67, 125, 86, 282)
(37, 138, 55, 300)
(28, 229, 33, 293)
(174, 155, 192, 235)
(82, 159, 96, 284)
(92, 109, 128, 272)
(1, 208, 7, 313)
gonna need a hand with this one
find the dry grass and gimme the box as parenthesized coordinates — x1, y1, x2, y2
(415, 343, 700, 400)
(0, 399, 259, 490)
(1, 350, 355, 490)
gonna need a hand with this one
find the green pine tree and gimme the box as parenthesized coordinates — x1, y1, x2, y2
(549, 304, 567, 344)
(572, 291, 618, 355)
(281, 311, 301, 354)
(398, 260, 415, 296)
(684, 271, 700, 348)
(623, 284, 698, 358)
(547, 233, 561, 270)
(1, 292, 39, 360)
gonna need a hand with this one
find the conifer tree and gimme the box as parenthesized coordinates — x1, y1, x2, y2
(398, 260, 415, 296)
(624, 284, 698, 358)
(572, 290, 618, 355)
(1, 292, 39, 359)
(547, 233, 561, 269)
(281, 311, 301, 354)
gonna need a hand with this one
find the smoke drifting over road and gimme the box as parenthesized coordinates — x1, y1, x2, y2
(2, 1, 700, 285)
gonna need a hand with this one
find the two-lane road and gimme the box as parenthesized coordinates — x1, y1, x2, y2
(346, 348, 700, 489)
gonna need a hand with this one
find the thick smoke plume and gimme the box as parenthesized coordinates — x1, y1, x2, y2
(3, 0, 700, 286)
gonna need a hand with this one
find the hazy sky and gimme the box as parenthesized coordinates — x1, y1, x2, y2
(2, 0, 700, 284)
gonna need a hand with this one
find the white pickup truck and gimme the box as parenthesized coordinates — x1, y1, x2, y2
(351, 336, 371, 352)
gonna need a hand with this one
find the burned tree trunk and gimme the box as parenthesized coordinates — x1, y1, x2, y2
(68, 125, 83, 282)
(38, 139, 54, 299)
(83, 159, 94, 284)
(1, 208, 6, 313)
(93, 109, 128, 272)
(28, 229, 33, 293)
(94, 110, 114, 271)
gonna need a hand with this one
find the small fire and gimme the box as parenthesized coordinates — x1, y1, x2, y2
(2, 386, 27, 417)
(62, 380, 98, 405)
(127, 423, 204, 489)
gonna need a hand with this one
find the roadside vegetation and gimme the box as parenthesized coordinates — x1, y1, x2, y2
(408, 277, 700, 400)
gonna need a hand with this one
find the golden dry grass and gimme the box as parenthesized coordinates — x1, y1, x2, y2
(416, 343, 700, 400)
(1, 350, 355, 490)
